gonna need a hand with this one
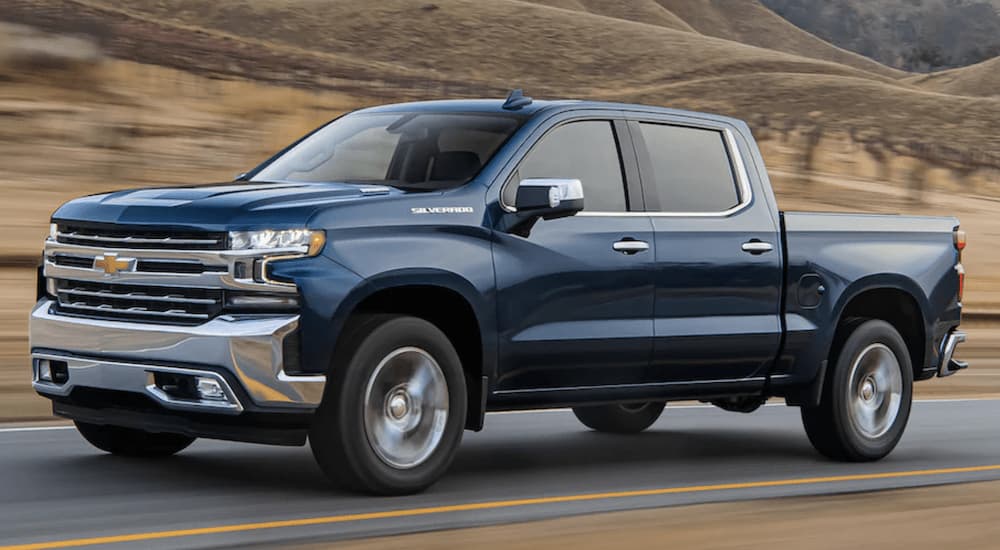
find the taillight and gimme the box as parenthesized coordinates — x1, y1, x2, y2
(954, 229, 967, 252)
(954, 228, 966, 302)
(956, 264, 965, 303)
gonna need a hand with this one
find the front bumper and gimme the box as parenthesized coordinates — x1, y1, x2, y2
(30, 299, 326, 413)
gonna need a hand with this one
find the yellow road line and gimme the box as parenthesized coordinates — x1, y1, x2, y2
(6, 464, 1000, 550)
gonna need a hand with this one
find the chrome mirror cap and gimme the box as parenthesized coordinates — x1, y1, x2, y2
(519, 178, 584, 207)
(514, 178, 585, 214)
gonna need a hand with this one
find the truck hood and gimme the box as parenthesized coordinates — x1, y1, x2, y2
(52, 182, 403, 230)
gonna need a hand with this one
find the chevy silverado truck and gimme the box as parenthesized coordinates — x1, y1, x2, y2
(30, 92, 967, 494)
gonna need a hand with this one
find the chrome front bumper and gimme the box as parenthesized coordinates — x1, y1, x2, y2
(937, 330, 968, 377)
(30, 300, 326, 413)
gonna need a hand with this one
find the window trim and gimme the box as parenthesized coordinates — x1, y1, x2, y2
(579, 123, 753, 218)
(498, 118, 638, 214)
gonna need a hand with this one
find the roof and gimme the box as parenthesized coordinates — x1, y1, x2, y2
(355, 98, 746, 127)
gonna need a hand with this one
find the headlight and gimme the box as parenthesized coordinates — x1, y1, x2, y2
(49, 223, 58, 241)
(228, 229, 326, 256)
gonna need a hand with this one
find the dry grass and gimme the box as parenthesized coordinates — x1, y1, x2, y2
(523, 0, 698, 32)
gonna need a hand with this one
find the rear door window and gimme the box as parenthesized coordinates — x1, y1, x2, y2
(637, 123, 741, 213)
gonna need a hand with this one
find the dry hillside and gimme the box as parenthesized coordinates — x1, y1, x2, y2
(75, 0, 892, 88)
(654, 0, 906, 78)
(762, 0, 1000, 71)
(4, 0, 994, 168)
(524, 0, 697, 32)
(906, 56, 1000, 97)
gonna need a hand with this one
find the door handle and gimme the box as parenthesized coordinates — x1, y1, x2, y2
(741, 240, 774, 254)
(613, 240, 650, 254)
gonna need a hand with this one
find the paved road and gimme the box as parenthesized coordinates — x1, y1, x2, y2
(2, 399, 1000, 549)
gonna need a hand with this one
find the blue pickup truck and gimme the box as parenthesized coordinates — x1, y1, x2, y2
(30, 92, 967, 494)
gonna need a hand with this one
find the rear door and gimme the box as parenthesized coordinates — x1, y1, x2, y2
(492, 117, 656, 391)
(629, 117, 783, 383)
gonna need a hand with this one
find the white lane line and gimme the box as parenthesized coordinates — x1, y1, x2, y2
(2, 398, 997, 432)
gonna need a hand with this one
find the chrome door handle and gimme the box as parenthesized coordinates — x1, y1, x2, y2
(741, 240, 774, 254)
(613, 240, 650, 254)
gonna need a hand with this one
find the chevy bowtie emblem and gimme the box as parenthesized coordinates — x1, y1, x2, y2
(93, 253, 136, 275)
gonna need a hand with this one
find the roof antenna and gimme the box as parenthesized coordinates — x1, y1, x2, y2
(502, 89, 533, 110)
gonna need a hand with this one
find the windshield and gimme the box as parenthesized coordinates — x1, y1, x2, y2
(250, 112, 526, 190)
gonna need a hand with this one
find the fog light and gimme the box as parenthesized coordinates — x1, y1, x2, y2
(195, 377, 227, 401)
(37, 359, 52, 382)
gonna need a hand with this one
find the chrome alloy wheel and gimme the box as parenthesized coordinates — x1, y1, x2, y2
(363, 347, 449, 469)
(847, 343, 903, 439)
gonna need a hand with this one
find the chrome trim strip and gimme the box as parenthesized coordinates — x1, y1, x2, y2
(30, 300, 325, 408)
(45, 240, 307, 262)
(57, 287, 218, 305)
(32, 352, 244, 414)
(56, 302, 211, 320)
(57, 232, 222, 246)
(937, 330, 967, 377)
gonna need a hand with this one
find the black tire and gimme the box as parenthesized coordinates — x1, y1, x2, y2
(309, 315, 467, 495)
(801, 319, 913, 461)
(573, 402, 666, 434)
(74, 422, 194, 457)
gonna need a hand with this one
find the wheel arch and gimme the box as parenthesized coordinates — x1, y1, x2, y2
(329, 269, 493, 431)
(783, 274, 930, 407)
(831, 277, 929, 377)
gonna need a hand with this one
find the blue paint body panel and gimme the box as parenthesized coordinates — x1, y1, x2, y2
(49, 99, 963, 410)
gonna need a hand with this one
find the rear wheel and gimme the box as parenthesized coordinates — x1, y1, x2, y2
(572, 402, 666, 433)
(309, 315, 467, 495)
(74, 422, 194, 457)
(801, 319, 913, 461)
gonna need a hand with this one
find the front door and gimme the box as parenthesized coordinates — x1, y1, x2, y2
(493, 119, 656, 391)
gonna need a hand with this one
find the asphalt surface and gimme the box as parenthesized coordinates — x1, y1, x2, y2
(2, 399, 1000, 549)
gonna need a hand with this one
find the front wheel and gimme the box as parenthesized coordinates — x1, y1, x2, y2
(75, 422, 194, 457)
(309, 315, 467, 495)
(573, 402, 666, 433)
(801, 319, 913, 461)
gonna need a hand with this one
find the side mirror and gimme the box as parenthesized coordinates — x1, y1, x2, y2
(503, 178, 585, 237)
(514, 178, 585, 220)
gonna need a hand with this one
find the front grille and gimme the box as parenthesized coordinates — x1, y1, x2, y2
(56, 223, 227, 250)
(53, 279, 223, 325)
(50, 254, 226, 275)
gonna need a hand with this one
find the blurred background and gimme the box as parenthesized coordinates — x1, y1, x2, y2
(1, 0, 998, 420)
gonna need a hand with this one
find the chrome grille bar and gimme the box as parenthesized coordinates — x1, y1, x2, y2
(55, 223, 228, 251)
(51, 278, 224, 325)
(57, 232, 222, 246)
(56, 302, 211, 321)
(57, 287, 218, 305)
